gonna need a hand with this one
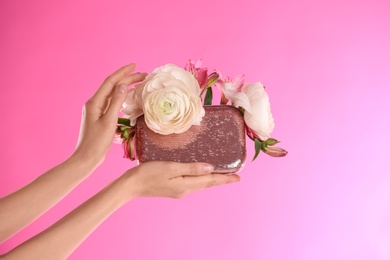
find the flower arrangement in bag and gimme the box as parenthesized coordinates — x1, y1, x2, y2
(116, 60, 287, 161)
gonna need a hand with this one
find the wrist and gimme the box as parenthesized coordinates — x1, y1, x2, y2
(67, 150, 102, 177)
(116, 169, 140, 202)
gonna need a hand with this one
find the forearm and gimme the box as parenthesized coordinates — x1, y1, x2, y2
(0, 153, 98, 242)
(2, 173, 133, 260)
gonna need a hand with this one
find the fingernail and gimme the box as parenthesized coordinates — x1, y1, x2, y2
(203, 164, 214, 173)
(230, 175, 241, 183)
(118, 84, 127, 94)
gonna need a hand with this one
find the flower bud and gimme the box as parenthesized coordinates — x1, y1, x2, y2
(207, 72, 219, 87)
(123, 137, 136, 160)
(264, 146, 288, 157)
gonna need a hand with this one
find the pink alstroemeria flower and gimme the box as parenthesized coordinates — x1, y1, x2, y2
(246, 125, 261, 140)
(216, 74, 245, 105)
(184, 59, 208, 88)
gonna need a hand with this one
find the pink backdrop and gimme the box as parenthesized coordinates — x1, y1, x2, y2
(1, 0, 390, 259)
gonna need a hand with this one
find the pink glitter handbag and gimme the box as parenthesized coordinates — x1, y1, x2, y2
(135, 105, 247, 174)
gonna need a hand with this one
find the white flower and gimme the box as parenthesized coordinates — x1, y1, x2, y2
(241, 82, 275, 140)
(122, 83, 144, 126)
(138, 64, 204, 135)
(221, 83, 252, 112)
(221, 81, 275, 140)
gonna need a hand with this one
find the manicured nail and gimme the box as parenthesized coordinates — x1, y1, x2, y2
(203, 164, 214, 173)
(230, 175, 241, 183)
(118, 84, 127, 94)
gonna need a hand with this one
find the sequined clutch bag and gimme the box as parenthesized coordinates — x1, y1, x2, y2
(135, 105, 247, 174)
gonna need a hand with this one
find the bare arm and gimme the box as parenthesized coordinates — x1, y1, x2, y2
(2, 161, 240, 259)
(0, 64, 147, 242)
(0, 154, 95, 243)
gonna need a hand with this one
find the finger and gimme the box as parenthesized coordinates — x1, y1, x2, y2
(168, 162, 214, 178)
(183, 173, 240, 190)
(118, 72, 148, 86)
(104, 73, 147, 120)
(90, 63, 136, 111)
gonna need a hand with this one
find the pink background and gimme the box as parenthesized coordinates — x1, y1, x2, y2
(1, 0, 390, 259)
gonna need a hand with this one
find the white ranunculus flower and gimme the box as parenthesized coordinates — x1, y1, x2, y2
(141, 64, 205, 135)
(122, 83, 144, 126)
(240, 82, 275, 140)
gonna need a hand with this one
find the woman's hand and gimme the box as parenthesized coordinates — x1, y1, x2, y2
(122, 161, 241, 200)
(74, 63, 147, 167)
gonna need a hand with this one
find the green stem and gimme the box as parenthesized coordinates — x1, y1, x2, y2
(199, 86, 208, 97)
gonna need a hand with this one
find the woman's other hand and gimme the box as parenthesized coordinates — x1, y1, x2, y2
(74, 63, 147, 167)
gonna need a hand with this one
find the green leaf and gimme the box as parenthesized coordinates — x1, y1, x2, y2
(265, 138, 279, 146)
(261, 141, 268, 152)
(204, 87, 213, 105)
(121, 129, 130, 139)
(119, 125, 128, 132)
(118, 117, 131, 126)
(253, 138, 262, 161)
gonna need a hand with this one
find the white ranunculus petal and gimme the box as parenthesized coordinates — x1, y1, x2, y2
(231, 92, 252, 113)
(138, 64, 204, 135)
(241, 82, 275, 140)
